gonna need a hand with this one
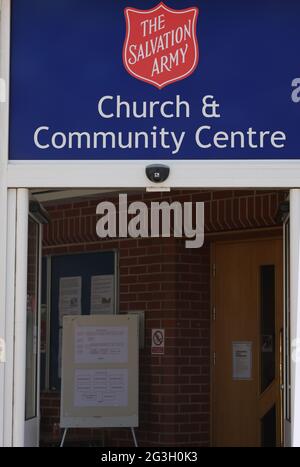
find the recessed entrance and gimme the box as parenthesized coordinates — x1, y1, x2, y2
(3, 187, 293, 447)
(212, 237, 283, 447)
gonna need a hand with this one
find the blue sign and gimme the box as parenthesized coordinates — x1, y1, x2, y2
(9, 0, 300, 160)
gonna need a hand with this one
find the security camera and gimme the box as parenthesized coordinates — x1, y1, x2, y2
(146, 164, 170, 183)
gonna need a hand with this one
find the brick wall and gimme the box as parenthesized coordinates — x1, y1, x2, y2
(40, 189, 285, 446)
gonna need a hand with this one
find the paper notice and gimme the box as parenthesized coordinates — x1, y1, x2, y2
(75, 326, 128, 364)
(59, 276, 82, 325)
(58, 328, 62, 379)
(90, 275, 114, 315)
(74, 369, 128, 407)
(232, 341, 252, 380)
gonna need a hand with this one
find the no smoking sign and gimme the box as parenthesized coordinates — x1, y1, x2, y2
(151, 329, 165, 355)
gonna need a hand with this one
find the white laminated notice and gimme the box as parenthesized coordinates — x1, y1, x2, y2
(232, 341, 252, 380)
(60, 315, 139, 428)
(58, 328, 62, 379)
(74, 368, 128, 407)
(91, 275, 114, 314)
(59, 276, 82, 325)
(75, 326, 128, 364)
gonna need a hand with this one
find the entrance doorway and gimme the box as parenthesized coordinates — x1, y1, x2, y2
(212, 237, 283, 447)
(3, 188, 293, 447)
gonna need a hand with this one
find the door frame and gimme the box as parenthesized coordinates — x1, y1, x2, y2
(4, 189, 43, 446)
(283, 214, 292, 445)
(24, 214, 42, 447)
(210, 230, 284, 447)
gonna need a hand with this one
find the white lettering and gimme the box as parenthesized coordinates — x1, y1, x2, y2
(128, 45, 137, 65)
(195, 126, 287, 150)
(128, 201, 149, 238)
(95, 196, 205, 249)
(97, 95, 190, 119)
(96, 202, 116, 237)
(52, 132, 67, 149)
(170, 131, 185, 155)
(98, 95, 114, 118)
(34, 126, 50, 149)
(271, 131, 286, 148)
(292, 78, 300, 103)
(184, 202, 205, 249)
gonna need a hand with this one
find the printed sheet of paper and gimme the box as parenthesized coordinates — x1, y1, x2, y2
(75, 326, 128, 364)
(58, 328, 62, 379)
(59, 276, 82, 325)
(232, 341, 252, 380)
(90, 275, 114, 315)
(74, 369, 128, 407)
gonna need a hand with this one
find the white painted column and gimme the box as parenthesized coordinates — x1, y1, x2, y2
(12, 189, 29, 447)
(0, 0, 11, 448)
(0, 177, 8, 449)
(290, 189, 300, 447)
(4, 189, 17, 446)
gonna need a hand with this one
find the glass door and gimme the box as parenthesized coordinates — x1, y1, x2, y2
(24, 215, 41, 446)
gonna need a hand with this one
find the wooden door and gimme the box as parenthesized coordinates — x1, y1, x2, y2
(212, 237, 283, 447)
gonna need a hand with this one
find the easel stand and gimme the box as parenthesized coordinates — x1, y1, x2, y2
(60, 428, 68, 447)
(60, 427, 138, 447)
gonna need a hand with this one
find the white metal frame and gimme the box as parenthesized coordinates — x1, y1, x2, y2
(283, 212, 291, 446)
(13, 189, 29, 446)
(289, 190, 300, 447)
(0, 0, 10, 448)
(4, 189, 16, 446)
(45, 256, 52, 391)
(24, 215, 42, 447)
(6, 161, 300, 190)
(1, 0, 300, 448)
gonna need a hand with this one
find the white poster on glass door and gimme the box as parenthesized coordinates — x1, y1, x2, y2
(90, 275, 114, 314)
(232, 341, 252, 380)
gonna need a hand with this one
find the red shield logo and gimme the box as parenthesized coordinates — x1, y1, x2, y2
(123, 2, 199, 89)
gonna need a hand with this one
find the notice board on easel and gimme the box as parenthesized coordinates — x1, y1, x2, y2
(60, 315, 139, 428)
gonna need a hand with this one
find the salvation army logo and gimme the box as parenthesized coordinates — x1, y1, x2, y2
(123, 2, 199, 89)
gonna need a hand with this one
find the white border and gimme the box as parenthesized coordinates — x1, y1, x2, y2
(0, 0, 10, 448)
